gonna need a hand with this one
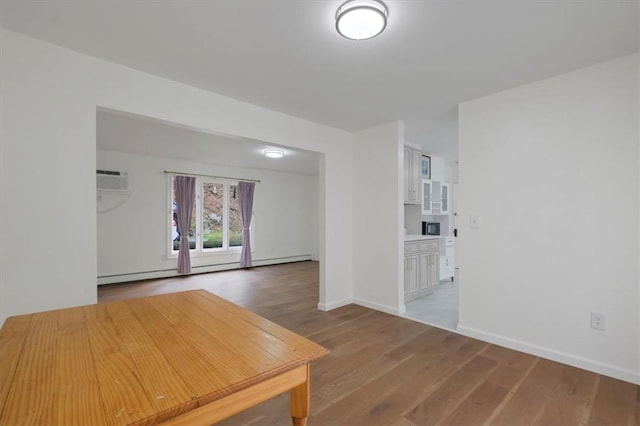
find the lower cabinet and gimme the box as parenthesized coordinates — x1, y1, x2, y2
(404, 240, 439, 302)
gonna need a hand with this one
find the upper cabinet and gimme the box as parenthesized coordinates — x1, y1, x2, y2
(407, 151, 452, 216)
(403, 147, 422, 204)
(422, 180, 451, 215)
(421, 179, 432, 215)
(417, 154, 451, 215)
(440, 183, 450, 215)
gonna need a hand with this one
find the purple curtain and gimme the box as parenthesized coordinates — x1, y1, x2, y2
(238, 181, 255, 268)
(175, 176, 196, 274)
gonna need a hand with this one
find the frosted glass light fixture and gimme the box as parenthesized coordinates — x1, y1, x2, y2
(336, 0, 388, 40)
(264, 149, 285, 158)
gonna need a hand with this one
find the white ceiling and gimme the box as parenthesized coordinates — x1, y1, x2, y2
(97, 109, 320, 176)
(2, 0, 638, 160)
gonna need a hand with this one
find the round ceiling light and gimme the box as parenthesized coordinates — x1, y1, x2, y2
(335, 0, 388, 40)
(264, 149, 285, 158)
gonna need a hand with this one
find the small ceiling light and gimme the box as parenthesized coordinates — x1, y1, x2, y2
(335, 0, 388, 40)
(264, 149, 285, 158)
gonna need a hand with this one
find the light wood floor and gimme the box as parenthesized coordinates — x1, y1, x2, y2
(98, 261, 639, 426)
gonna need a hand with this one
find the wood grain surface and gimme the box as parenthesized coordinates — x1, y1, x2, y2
(98, 261, 640, 426)
(0, 289, 328, 425)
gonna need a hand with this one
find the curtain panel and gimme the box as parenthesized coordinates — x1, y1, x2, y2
(174, 176, 196, 274)
(238, 181, 255, 268)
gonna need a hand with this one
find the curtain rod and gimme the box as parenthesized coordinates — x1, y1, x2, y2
(163, 170, 260, 183)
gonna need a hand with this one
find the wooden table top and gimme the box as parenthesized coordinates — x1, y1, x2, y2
(0, 289, 329, 425)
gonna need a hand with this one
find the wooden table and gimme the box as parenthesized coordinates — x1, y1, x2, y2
(0, 289, 329, 425)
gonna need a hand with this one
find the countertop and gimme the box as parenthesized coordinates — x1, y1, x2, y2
(404, 234, 448, 241)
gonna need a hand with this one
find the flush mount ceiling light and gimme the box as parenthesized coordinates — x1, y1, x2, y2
(335, 0, 388, 40)
(264, 149, 285, 158)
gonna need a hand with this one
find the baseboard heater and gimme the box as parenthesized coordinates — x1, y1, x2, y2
(97, 255, 313, 285)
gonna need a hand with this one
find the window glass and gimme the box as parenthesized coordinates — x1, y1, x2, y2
(229, 185, 243, 247)
(169, 177, 247, 254)
(202, 182, 224, 249)
(171, 182, 196, 251)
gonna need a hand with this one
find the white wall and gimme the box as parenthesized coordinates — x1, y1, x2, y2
(97, 150, 318, 282)
(637, 52, 640, 372)
(352, 122, 404, 314)
(458, 54, 639, 384)
(0, 29, 353, 324)
(445, 160, 458, 183)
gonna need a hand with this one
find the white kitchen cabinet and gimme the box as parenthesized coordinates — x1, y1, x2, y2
(404, 239, 439, 302)
(405, 253, 419, 295)
(440, 183, 450, 214)
(422, 179, 451, 216)
(421, 179, 432, 215)
(403, 147, 421, 204)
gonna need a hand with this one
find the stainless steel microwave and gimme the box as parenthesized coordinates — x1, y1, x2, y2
(422, 221, 440, 236)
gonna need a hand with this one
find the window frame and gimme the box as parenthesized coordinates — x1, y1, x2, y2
(167, 175, 252, 258)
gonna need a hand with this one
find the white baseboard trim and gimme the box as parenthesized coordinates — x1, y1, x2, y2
(317, 297, 404, 316)
(98, 255, 312, 285)
(317, 297, 353, 311)
(352, 297, 403, 316)
(457, 324, 640, 385)
(398, 303, 406, 315)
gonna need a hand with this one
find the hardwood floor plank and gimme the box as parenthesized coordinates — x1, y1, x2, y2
(527, 358, 566, 390)
(389, 417, 419, 426)
(489, 357, 568, 425)
(96, 261, 640, 426)
(441, 381, 510, 426)
(311, 350, 451, 425)
(551, 365, 599, 401)
(482, 344, 514, 363)
(405, 355, 498, 425)
(385, 327, 453, 361)
(533, 393, 591, 426)
(489, 379, 547, 426)
(311, 320, 428, 389)
(310, 353, 400, 415)
(487, 366, 523, 390)
(484, 346, 538, 392)
(587, 375, 637, 426)
(346, 339, 479, 426)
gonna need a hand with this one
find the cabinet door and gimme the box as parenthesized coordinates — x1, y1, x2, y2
(422, 179, 432, 214)
(404, 148, 422, 204)
(411, 150, 422, 202)
(403, 148, 411, 202)
(419, 252, 430, 291)
(428, 253, 439, 288)
(404, 254, 420, 295)
(441, 183, 450, 214)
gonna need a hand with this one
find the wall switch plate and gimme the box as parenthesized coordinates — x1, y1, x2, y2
(470, 215, 480, 229)
(591, 312, 606, 331)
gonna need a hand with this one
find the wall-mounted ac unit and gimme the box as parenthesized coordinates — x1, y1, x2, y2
(97, 169, 129, 191)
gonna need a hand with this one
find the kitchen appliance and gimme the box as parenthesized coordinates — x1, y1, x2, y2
(422, 221, 440, 236)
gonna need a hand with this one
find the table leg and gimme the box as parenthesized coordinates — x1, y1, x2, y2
(290, 364, 310, 426)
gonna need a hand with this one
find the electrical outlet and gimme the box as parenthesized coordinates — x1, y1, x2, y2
(591, 312, 606, 331)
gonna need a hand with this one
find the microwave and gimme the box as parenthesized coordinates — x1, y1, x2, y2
(422, 221, 440, 236)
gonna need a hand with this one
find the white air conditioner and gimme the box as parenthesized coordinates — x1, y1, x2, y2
(97, 169, 129, 191)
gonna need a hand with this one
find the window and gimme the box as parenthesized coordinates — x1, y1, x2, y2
(169, 176, 249, 254)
